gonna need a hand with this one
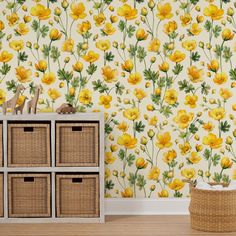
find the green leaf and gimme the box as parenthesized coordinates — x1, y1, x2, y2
(0, 32, 5, 40)
(105, 180, 114, 190)
(6, 80, 17, 92)
(105, 52, 114, 62)
(0, 64, 11, 75)
(189, 123, 198, 134)
(223, 46, 232, 62)
(190, 0, 199, 4)
(172, 64, 183, 75)
(105, 123, 112, 134)
(201, 82, 211, 95)
(136, 174, 146, 190)
(29, 82, 35, 94)
(57, 69, 73, 82)
(18, 51, 28, 62)
(118, 149, 125, 161)
(151, 94, 161, 105)
(118, 20, 126, 32)
(31, 20, 39, 32)
(143, 69, 159, 82)
(127, 154, 135, 166)
(134, 121, 145, 133)
(50, 46, 60, 62)
(191, 52, 200, 62)
(127, 25, 136, 38)
(220, 121, 230, 132)
(115, 82, 125, 95)
(229, 68, 236, 80)
(42, 44, 50, 58)
(40, 25, 49, 38)
(213, 172, 221, 183)
(160, 105, 173, 118)
(92, 80, 109, 93)
(222, 174, 230, 184)
(178, 79, 194, 93)
(212, 154, 221, 166)
(212, 25, 222, 38)
(86, 64, 97, 75)
(203, 149, 211, 161)
(137, 46, 147, 62)
(204, 20, 212, 32)
(17, 0, 26, 4)
(128, 173, 136, 185)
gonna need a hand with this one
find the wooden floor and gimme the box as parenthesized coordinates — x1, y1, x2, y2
(0, 216, 234, 236)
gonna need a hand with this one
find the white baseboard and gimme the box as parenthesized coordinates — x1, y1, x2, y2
(105, 198, 190, 215)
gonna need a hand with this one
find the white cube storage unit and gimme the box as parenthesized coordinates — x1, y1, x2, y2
(0, 113, 104, 223)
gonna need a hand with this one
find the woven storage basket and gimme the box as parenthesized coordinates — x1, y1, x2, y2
(8, 173, 51, 217)
(8, 123, 51, 167)
(0, 123, 2, 167)
(56, 123, 99, 167)
(189, 183, 236, 232)
(56, 174, 99, 217)
(0, 173, 3, 217)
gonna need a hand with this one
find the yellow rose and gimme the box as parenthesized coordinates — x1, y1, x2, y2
(6, 13, 19, 26)
(117, 121, 129, 132)
(70, 2, 86, 20)
(96, 39, 110, 51)
(78, 89, 92, 105)
(169, 50, 186, 63)
(164, 21, 177, 34)
(187, 66, 203, 83)
(105, 152, 116, 164)
(189, 23, 202, 35)
(156, 132, 172, 149)
(221, 157, 233, 169)
(31, 4, 51, 20)
(203, 133, 223, 149)
(188, 152, 201, 164)
(62, 38, 74, 52)
(213, 72, 228, 85)
(164, 89, 178, 105)
(148, 166, 160, 180)
(49, 28, 62, 41)
(173, 110, 194, 129)
(99, 95, 112, 109)
(101, 66, 118, 83)
(9, 40, 24, 51)
(123, 107, 140, 121)
(136, 157, 148, 169)
(73, 61, 83, 72)
(181, 168, 195, 179)
(128, 72, 142, 85)
(121, 187, 133, 198)
(0, 51, 13, 63)
(168, 179, 185, 191)
(0, 89, 6, 105)
(15, 66, 32, 83)
(184, 95, 198, 108)
(204, 4, 224, 20)
(220, 88, 232, 100)
(157, 3, 173, 20)
(35, 60, 47, 72)
(163, 149, 177, 164)
(158, 189, 169, 197)
(207, 59, 219, 72)
(179, 142, 191, 155)
(209, 107, 225, 120)
(134, 88, 146, 100)
(148, 38, 161, 52)
(136, 28, 148, 41)
(117, 4, 137, 20)
(222, 28, 234, 41)
(48, 88, 61, 101)
(41, 72, 56, 85)
(159, 61, 169, 72)
(77, 21, 91, 34)
(182, 40, 197, 51)
(122, 59, 134, 72)
(83, 50, 100, 63)
(180, 13, 192, 26)
(102, 23, 116, 36)
(117, 133, 137, 149)
(15, 23, 29, 35)
(93, 13, 106, 26)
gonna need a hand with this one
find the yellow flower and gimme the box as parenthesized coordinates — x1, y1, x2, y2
(93, 13, 106, 26)
(83, 50, 100, 63)
(121, 187, 133, 198)
(203, 122, 215, 132)
(105, 152, 116, 164)
(181, 168, 195, 179)
(16, 95, 26, 106)
(117, 4, 137, 20)
(136, 28, 148, 41)
(221, 157, 233, 169)
(173, 110, 194, 129)
(49, 28, 62, 41)
(163, 149, 177, 164)
(30, 4, 51, 20)
(15, 23, 29, 35)
(168, 179, 185, 191)
(105, 168, 110, 179)
(164, 89, 178, 105)
(204, 4, 224, 21)
(0, 20, 4, 31)
(148, 167, 160, 180)
(222, 28, 234, 41)
(189, 23, 202, 35)
(156, 3, 173, 20)
(149, 116, 158, 126)
(156, 132, 172, 149)
(102, 23, 116, 36)
(117, 121, 129, 132)
(102, 66, 118, 83)
(233, 170, 236, 180)
(164, 21, 177, 34)
(77, 21, 91, 34)
(203, 133, 223, 149)
(182, 40, 197, 51)
(209, 107, 225, 120)
(48, 88, 61, 101)
(78, 89, 92, 105)
(134, 88, 146, 100)
(184, 95, 198, 108)
(213, 72, 228, 85)
(99, 95, 112, 109)
(62, 38, 74, 52)
(159, 62, 169, 72)
(122, 59, 134, 72)
(0, 89, 6, 105)
(41, 72, 55, 85)
(128, 72, 142, 85)
(73, 61, 83, 72)
(15, 66, 32, 83)
(0, 51, 13, 63)
(35, 60, 47, 72)
(70, 2, 86, 20)
(136, 157, 148, 169)
(148, 38, 161, 52)
(123, 107, 140, 121)
(9, 40, 24, 51)
(169, 50, 186, 63)
(117, 133, 137, 149)
(6, 13, 19, 26)
(180, 13, 192, 26)
(220, 88, 232, 100)
(158, 189, 169, 197)
(188, 152, 201, 164)
(179, 142, 191, 155)
(188, 66, 204, 83)
(207, 59, 219, 72)
(96, 39, 110, 51)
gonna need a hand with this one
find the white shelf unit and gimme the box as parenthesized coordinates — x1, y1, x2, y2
(0, 112, 104, 223)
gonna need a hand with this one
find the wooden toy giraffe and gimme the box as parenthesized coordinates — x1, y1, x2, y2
(27, 84, 43, 114)
(15, 96, 28, 115)
(2, 84, 25, 115)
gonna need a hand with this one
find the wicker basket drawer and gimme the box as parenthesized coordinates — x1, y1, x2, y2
(56, 123, 99, 166)
(8, 123, 51, 167)
(8, 173, 51, 218)
(0, 173, 3, 217)
(56, 174, 99, 218)
(0, 123, 2, 167)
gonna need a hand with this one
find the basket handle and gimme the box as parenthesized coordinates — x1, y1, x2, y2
(72, 178, 83, 183)
(24, 127, 34, 132)
(72, 127, 82, 132)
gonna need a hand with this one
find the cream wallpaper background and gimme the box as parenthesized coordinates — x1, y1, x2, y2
(0, 0, 236, 198)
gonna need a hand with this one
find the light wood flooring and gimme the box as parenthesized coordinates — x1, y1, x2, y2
(0, 216, 235, 236)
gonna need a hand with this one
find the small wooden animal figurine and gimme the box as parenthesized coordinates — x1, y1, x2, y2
(2, 84, 25, 115)
(56, 103, 76, 114)
(15, 97, 28, 115)
(27, 84, 43, 114)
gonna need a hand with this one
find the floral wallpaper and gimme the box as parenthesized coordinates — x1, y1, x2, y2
(0, 0, 236, 198)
